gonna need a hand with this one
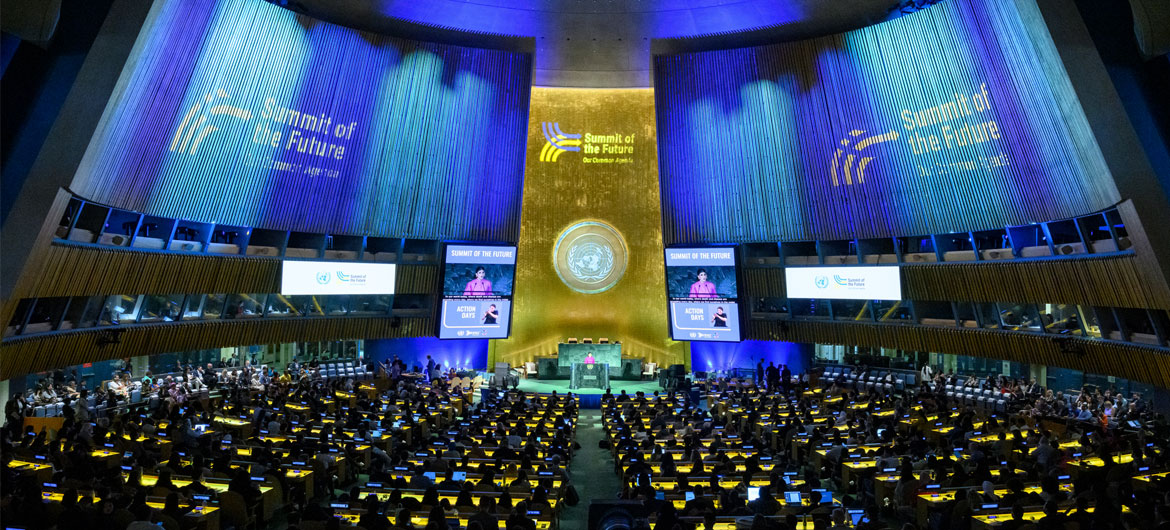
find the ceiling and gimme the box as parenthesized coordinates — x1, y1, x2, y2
(278, 0, 902, 87)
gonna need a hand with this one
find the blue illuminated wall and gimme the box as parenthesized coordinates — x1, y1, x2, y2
(690, 340, 810, 374)
(366, 337, 489, 372)
(654, 0, 1118, 244)
(71, 0, 531, 241)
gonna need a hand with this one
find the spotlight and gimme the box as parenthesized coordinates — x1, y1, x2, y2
(893, 0, 944, 15)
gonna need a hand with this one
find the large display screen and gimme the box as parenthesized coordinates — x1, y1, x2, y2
(785, 266, 902, 301)
(439, 245, 517, 339)
(71, 0, 530, 241)
(281, 261, 396, 295)
(665, 247, 740, 342)
(654, 0, 1116, 244)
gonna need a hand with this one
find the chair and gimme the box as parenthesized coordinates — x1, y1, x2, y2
(567, 338, 578, 344)
(583, 338, 593, 344)
(220, 490, 255, 530)
(599, 338, 609, 344)
(524, 362, 537, 379)
(642, 362, 658, 380)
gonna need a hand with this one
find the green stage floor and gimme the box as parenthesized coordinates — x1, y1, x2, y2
(515, 378, 664, 395)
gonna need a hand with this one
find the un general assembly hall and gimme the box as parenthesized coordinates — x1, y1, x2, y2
(2, 0, 1170, 528)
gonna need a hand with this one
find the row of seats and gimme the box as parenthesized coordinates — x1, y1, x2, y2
(319, 362, 374, 380)
(944, 385, 1009, 412)
(820, 366, 916, 392)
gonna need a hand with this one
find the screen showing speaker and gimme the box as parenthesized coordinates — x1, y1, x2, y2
(665, 247, 741, 342)
(439, 244, 517, 339)
(280, 261, 396, 295)
(785, 266, 902, 301)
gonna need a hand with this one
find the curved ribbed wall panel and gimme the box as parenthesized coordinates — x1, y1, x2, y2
(71, 0, 531, 241)
(23, 243, 439, 298)
(654, 0, 1117, 245)
(742, 254, 1168, 310)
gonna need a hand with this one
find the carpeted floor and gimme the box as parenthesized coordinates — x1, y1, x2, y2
(559, 410, 622, 530)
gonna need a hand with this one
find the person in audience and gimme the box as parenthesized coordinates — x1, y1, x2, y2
(998, 503, 1029, 530)
(469, 496, 498, 529)
(506, 501, 537, 530)
(748, 485, 780, 516)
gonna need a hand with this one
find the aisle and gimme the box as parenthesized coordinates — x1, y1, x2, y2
(560, 410, 621, 530)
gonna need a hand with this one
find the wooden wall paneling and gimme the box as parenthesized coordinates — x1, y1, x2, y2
(897, 255, 1165, 309)
(26, 244, 284, 297)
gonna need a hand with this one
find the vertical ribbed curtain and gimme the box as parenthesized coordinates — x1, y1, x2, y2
(73, 0, 531, 242)
(654, 0, 1117, 246)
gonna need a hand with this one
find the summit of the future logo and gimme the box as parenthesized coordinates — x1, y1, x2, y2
(169, 89, 253, 156)
(539, 122, 582, 162)
(830, 128, 899, 186)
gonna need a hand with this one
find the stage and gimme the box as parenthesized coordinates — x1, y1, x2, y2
(513, 377, 666, 407)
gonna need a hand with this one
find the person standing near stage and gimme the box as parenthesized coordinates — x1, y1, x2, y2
(781, 364, 792, 395)
(756, 359, 764, 388)
(766, 362, 780, 391)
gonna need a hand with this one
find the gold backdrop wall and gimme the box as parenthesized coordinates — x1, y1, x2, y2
(490, 88, 687, 369)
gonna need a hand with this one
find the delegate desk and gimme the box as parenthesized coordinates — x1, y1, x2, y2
(8, 457, 54, 482)
(333, 508, 553, 529)
(570, 362, 609, 390)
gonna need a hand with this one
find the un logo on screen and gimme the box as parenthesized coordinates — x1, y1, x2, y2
(553, 221, 628, 294)
(815, 275, 830, 289)
(317, 272, 331, 285)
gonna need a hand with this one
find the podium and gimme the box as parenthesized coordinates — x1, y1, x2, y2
(570, 362, 609, 390)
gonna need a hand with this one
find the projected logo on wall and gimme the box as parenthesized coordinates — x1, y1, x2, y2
(830, 129, 899, 186)
(553, 221, 629, 294)
(169, 88, 360, 178)
(537, 121, 636, 164)
(169, 90, 253, 156)
(829, 83, 1007, 186)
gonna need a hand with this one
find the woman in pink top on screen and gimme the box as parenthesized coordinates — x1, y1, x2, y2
(689, 268, 717, 298)
(463, 266, 493, 296)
